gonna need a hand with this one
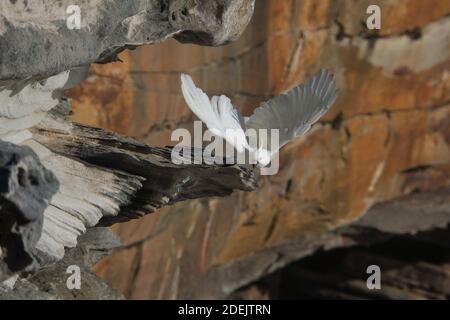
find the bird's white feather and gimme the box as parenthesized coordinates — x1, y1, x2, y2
(246, 69, 338, 156)
(180, 74, 250, 153)
(180, 70, 338, 166)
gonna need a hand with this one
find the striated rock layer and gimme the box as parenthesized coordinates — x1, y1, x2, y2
(70, 0, 450, 298)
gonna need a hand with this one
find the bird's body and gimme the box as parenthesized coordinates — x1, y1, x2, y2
(180, 70, 338, 168)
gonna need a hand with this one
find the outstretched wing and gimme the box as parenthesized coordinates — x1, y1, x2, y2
(180, 74, 249, 153)
(245, 69, 338, 154)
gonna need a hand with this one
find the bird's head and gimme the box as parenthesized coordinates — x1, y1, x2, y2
(255, 147, 271, 167)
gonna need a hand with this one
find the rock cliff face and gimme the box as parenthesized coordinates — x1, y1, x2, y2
(66, 0, 450, 299)
(0, 0, 256, 298)
(0, 0, 255, 81)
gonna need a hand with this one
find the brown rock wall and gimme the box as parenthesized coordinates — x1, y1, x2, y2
(69, 0, 450, 298)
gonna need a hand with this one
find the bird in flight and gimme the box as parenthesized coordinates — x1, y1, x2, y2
(180, 70, 338, 167)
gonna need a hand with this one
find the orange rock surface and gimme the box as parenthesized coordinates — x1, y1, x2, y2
(69, 0, 450, 299)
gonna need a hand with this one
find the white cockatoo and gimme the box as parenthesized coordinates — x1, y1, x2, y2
(180, 69, 338, 167)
